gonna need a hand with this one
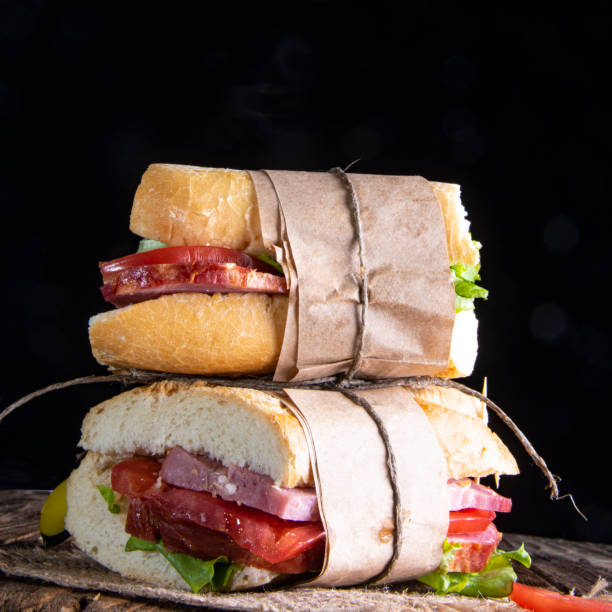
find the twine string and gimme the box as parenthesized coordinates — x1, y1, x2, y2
(329, 166, 368, 381)
(328, 166, 402, 578)
(0, 370, 561, 500)
(1, 368, 571, 580)
(0, 163, 574, 584)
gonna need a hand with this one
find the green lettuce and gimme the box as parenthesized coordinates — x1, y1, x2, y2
(257, 253, 284, 274)
(125, 536, 241, 593)
(451, 263, 488, 312)
(96, 485, 120, 514)
(418, 540, 531, 598)
(136, 239, 167, 253)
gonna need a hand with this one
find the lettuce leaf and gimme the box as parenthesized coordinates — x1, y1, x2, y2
(451, 264, 488, 312)
(418, 541, 531, 598)
(96, 485, 120, 514)
(257, 253, 284, 274)
(125, 536, 241, 593)
(136, 239, 167, 253)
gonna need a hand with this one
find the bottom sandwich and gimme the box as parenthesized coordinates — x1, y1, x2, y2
(47, 381, 529, 594)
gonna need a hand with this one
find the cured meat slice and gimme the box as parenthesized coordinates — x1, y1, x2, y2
(447, 523, 503, 573)
(127, 499, 324, 574)
(161, 447, 319, 521)
(101, 262, 288, 307)
(112, 457, 325, 565)
(448, 479, 512, 513)
(145, 485, 323, 564)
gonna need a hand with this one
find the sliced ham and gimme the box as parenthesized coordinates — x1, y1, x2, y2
(112, 453, 513, 578)
(161, 447, 319, 522)
(448, 479, 512, 513)
(112, 457, 325, 566)
(447, 523, 503, 573)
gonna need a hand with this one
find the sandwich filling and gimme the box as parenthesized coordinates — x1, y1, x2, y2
(100, 244, 287, 308)
(101, 446, 516, 591)
(99, 240, 486, 313)
(110, 453, 325, 574)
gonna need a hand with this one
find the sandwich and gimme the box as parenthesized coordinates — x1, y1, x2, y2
(55, 381, 528, 595)
(89, 164, 487, 378)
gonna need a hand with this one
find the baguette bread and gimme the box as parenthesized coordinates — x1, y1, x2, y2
(76, 381, 517, 486)
(65, 381, 517, 592)
(89, 293, 288, 376)
(90, 164, 480, 378)
(89, 292, 475, 377)
(79, 381, 311, 487)
(130, 165, 480, 266)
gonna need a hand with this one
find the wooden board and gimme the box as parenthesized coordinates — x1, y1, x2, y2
(1, 490, 610, 611)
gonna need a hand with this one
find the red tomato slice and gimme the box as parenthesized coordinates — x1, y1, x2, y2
(111, 457, 160, 497)
(447, 508, 496, 535)
(112, 457, 325, 565)
(100, 246, 280, 277)
(510, 582, 612, 611)
(128, 497, 324, 573)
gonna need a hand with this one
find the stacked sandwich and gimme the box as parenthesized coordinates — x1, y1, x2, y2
(49, 165, 529, 597)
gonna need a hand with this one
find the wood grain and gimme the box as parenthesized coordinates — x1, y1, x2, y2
(1, 490, 610, 611)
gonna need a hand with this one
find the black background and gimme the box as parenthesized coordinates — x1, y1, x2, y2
(1, 2, 610, 544)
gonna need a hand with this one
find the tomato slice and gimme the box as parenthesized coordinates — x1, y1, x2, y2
(111, 457, 160, 497)
(112, 457, 325, 565)
(510, 582, 612, 611)
(447, 508, 496, 535)
(100, 246, 279, 277)
(128, 496, 324, 573)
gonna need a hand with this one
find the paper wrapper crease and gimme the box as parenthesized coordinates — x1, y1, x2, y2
(282, 387, 449, 586)
(249, 170, 456, 381)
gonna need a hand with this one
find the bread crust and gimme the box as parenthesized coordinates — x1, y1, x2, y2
(429, 182, 480, 266)
(89, 292, 288, 376)
(89, 290, 475, 378)
(411, 392, 519, 480)
(65, 452, 279, 591)
(113, 165, 479, 378)
(78, 381, 517, 486)
(131, 165, 265, 254)
(79, 380, 312, 487)
(131, 165, 480, 267)
(411, 384, 488, 424)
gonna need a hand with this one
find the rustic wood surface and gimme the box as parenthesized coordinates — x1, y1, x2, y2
(0, 490, 610, 611)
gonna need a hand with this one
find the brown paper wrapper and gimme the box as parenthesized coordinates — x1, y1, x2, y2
(249, 170, 455, 382)
(282, 387, 448, 586)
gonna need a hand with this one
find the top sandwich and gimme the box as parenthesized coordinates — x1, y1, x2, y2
(89, 164, 487, 377)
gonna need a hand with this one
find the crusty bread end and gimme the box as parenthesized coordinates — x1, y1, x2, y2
(408, 388, 519, 480)
(430, 182, 480, 267)
(79, 381, 516, 486)
(65, 452, 279, 591)
(131, 165, 264, 254)
(79, 381, 312, 488)
(131, 165, 480, 269)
